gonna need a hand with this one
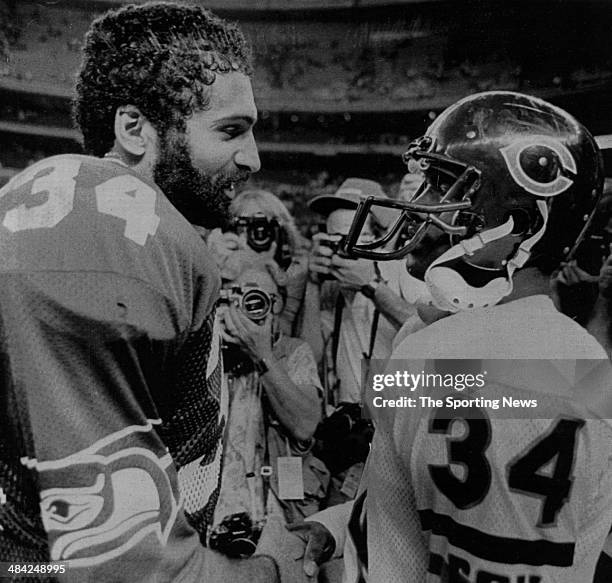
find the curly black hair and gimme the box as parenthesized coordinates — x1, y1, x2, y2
(73, 1, 253, 156)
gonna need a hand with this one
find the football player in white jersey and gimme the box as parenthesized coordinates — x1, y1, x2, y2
(297, 91, 612, 583)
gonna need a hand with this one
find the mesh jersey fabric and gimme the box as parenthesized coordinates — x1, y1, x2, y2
(351, 296, 612, 583)
(0, 155, 225, 581)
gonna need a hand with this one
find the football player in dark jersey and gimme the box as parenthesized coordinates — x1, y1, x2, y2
(0, 3, 307, 582)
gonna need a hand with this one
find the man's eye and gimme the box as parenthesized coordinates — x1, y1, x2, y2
(221, 126, 245, 138)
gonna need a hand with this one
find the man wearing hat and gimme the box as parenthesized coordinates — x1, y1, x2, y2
(303, 178, 417, 405)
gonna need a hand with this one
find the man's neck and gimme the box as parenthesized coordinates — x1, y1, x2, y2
(105, 146, 155, 182)
(500, 267, 551, 305)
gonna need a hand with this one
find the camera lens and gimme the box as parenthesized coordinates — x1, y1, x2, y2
(247, 222, 274, 252)
(241, 289, 272, 320)
(225, 537, 258, 559)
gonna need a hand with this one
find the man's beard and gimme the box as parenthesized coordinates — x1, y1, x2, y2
(153, 130, 243, 229)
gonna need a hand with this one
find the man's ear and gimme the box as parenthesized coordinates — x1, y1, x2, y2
(113, 105, 155, 157)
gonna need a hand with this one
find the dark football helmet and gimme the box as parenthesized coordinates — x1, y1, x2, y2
(344, 91, 603, 311)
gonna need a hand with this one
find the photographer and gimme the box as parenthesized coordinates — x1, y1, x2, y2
(298, 178, 419, 507)
(549, 192, 612, 356)
(303, 178, 418, 404)
(211, 252, 328, 558)
(208, 189, 308, 335)
(586, 247, 612, 357)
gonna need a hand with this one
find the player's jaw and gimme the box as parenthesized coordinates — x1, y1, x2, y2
(213, 170, 250, 201)
(405, 229, 451, 279)
(153, 130, 248, 229)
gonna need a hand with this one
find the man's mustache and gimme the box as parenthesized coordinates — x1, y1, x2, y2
(215, 171, 250, 190)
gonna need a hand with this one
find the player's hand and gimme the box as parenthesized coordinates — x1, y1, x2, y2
(329, 254, 376, 292)
(287, 521, 336, 577)
(255, 516, 315, 583)
(222, 305, 273, 361)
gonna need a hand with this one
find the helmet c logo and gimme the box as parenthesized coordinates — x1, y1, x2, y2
(500, 135, 577, 197)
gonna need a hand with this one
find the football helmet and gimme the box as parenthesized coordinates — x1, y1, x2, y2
(344, 91, 603, 311)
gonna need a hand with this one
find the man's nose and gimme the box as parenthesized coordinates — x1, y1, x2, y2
(235, 132, 261, 173)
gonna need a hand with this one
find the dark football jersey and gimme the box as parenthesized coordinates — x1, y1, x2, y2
(0, 155, 225, 581)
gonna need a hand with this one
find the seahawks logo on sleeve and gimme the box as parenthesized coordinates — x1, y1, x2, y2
(22, 420, 180, 567)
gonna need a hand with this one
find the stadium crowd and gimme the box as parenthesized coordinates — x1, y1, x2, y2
(3, 0, 612, 107)
(0, 2, 611, 583)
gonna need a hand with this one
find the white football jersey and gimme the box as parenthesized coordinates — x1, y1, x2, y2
(356, 296, 612, 583)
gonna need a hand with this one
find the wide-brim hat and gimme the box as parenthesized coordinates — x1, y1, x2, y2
(308, 178, 387, 215)
(308, 178, 396, 228)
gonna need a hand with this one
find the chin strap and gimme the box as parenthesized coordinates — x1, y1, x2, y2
(425, 200, 549, 312)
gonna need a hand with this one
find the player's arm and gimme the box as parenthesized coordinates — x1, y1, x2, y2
(3, 272, 281, 583)
(302, 500, 353, 559)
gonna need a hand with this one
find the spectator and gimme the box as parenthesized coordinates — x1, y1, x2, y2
(586, 248, 612, 356)
(301, 178, 420, 507)
(208, 188, 309, 335)
(304, 178, 419, 403)
(212, 252, 327, 554)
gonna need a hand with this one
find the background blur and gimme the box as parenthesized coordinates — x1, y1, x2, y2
(2, 0, 612, 236)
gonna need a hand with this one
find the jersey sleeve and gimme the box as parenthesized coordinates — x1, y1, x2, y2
(0, 270, 217, 581)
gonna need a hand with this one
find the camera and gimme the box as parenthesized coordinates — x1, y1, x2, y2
(208, 512, 263, 558)
(217, 285, 276, 322)
(227, 214, 292, 269)
(319, 234, 349, 258)
(317, 235, 350, 281)
(314, 402, 374, 475)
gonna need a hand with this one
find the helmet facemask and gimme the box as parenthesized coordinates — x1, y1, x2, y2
(343, 141, 480, 262)
(343, 136, 553, 312)
(344, 92, 603, 313)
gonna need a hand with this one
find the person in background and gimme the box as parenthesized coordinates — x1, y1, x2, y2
(586, 248, 612, 357)
(549, 192, 612, 354)
(208, 188, 308, 335)
(304, 178, 418, 403)
(0, 3, 309, 582)
(209, 189, 303, 265)
(299, 178, 417, 509)
(211, 252, 326, 557)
